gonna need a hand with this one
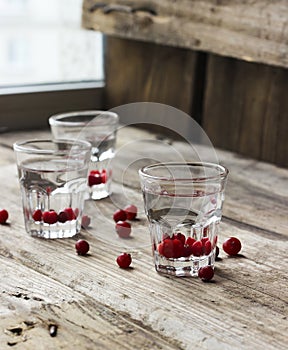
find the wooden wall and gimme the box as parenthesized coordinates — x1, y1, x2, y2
(83, 0, 288, 168)
(103, 37, 288, 168)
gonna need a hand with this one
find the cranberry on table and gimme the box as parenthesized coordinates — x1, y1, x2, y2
(198, 265, 214, 282)
(222, 237, 242, 256)
(116, 221, 131, 238)
(113, 209, 127, 223)
(32, 209, 42, 222)
(81, 215, 91, 229)
(75, 239, 90, 256)
(116, 253, 132, 268)
(124, 204, 138, 220)
(0, 209, 9, 224)
(43, 210, 58, 225)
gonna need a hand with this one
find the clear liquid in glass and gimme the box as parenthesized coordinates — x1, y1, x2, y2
(18, 158, 88, 238)
(144, 188, 223, 276)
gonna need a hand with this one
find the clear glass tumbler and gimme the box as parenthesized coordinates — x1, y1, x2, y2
(13, 139, 91, 238)
(139, 162, 228, 277)
(49, 110, 119, 200)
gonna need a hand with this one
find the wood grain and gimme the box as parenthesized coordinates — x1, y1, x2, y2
(104, 37, 198, 121)
(0, 127, 287, 349)
(83, 0, 288, 68)
(202, 54, 288, 168)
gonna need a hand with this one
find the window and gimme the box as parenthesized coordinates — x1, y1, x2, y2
(0, 0, 104, 131)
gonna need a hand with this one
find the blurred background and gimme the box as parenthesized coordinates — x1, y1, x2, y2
(0, 0, 103, 87)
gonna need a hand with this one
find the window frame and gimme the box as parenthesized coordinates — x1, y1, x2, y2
(0, 82, 105, 132)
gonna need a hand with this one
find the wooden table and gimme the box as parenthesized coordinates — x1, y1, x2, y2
(0, 127, 287, 349)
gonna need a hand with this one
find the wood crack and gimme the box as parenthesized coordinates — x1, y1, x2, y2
(222, 215, 288, 241)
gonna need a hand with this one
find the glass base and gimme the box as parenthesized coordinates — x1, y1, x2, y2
(89, 183, 111, 200)
(27, 220, 80, 239)
(154, 251, 215, 277)
(91, 189, 110, 200)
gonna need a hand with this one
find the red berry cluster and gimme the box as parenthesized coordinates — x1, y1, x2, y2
(113, 205, 137, 238)
(197, 237, 243, 282)
(157, 233, 216, 259)
(88, 169, 109, 187)
(0, 209, 9, 224)
(32, 207, 77, 225)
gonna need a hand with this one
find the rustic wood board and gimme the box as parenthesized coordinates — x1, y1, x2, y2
(0, 127, 287, 349)
(202, 54, 288, 168)
(83, 0, 288, 69)
(103, 37, 199, 122)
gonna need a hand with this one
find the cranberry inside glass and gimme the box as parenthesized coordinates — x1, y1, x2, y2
(139, 162, 228, 277)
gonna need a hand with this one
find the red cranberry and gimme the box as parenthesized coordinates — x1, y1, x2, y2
(124, 204, 137, 220)
(183, 244, 193, 257)
(186, 237, 196, 247)
(191, 240, 203, 257)
(116, 253, 132, 268)
(116, 221, 131, 238)
(58, 211, 69, 223)
(100, 169, 108, 183)
(113, 209, 127, 222)
(43, 210, 58, 224)
(198, 266, 214, 281)
(223, 237, 242, 256)
(88, 172, 102, 186)
(75, 239, 90, 256)
(172, 238, 185, 258)
(173, 232, 185, 245)
(0, 209, 9, 224)
(46, 187, 52, 195)
(158, 238, 174, 259)
(74, 208, 79, 217)
(90, 170, 100, 175)
(32, 209, 42, 222)
(64, 207, 76, 221)
(81, 215, 91, 228)
(203, 226, 209, 236)
(201, 237, 209, 245)
(203, 240, 212, 255)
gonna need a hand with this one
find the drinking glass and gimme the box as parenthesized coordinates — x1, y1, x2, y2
(14, 139, 91, 238)
(49, 110, 119, 200)
(139, 162, 228, 277)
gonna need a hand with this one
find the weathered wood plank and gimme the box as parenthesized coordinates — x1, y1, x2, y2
(202, 54, 288, 168)
(0, 128, 287, 349)
(83, 0, 288, 69)
(104, 37, 198, 120)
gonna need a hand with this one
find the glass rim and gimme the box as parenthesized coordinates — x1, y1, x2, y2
(13, 138, 92, 155)
(139, 162, 229, 182)
(49, 110, 119, 127)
